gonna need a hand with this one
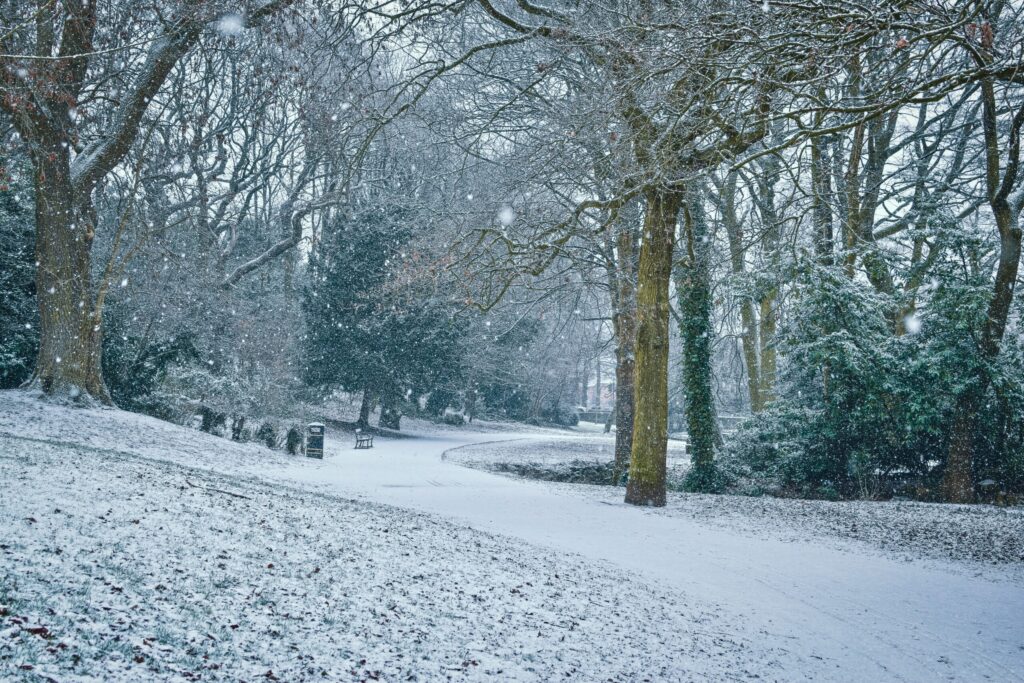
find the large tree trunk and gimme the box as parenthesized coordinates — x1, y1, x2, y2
(610, 219, 639, 483)
(357, 388, 374, 428)
(941, 392, 978, 503)
(29, 144, 110, 403)
(676, 187, 720, 490)
(625, 189, 680, 507)
(758, 292, 778, 407)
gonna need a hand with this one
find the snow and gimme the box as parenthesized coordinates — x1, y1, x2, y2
(2, 436, 767, 681)
(447, 435, 689, 485)
(904, 313, 923, 334)
(1, 390, 1023, 681)
(451, 439, 1024, 567)
(279, 435, 1024, 682)
(215, 13, 244, 36)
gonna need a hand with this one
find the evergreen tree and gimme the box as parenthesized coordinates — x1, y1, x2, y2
(0, 167, 38, 389)
(304, 209, 465, 430)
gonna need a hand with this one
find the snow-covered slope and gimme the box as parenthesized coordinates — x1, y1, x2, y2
(0, 391, 775, 681)
(2, 390, 1023, 682)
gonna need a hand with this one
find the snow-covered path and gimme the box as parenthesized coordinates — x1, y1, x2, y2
(271, 430, 1024, 683)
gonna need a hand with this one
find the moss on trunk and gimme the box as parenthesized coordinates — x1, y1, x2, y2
(625, 190, 681, 507)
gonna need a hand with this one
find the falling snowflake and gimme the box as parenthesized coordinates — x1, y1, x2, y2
(498, 206, 515, 226)
(216, 13, 244, 36)
(904, 314, 922, 334)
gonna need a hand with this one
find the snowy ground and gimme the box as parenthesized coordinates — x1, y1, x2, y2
(1, 436, 776, 681)
(446, 434, 689, 485)
(451, 439, 1024, 567)
(2, 390, 1023, 682)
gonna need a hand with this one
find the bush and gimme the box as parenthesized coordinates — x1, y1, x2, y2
(199, 407, 227, 435)
(256, 423, 278, 449)
(285, 426, 303, 455)
(493, 460, 617, 485)
(443, 411, 465, 426)
(540, 404, 579, 427)
(426, 388, 457, 417)
(102, 307, 198, 416)
(724, 263, 1024, 500)
(682, 461, 732, 494)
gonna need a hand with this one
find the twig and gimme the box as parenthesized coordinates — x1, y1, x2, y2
(185, 479, 251, 500)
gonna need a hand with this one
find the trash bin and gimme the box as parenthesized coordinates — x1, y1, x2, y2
(306, 423, 325, 459)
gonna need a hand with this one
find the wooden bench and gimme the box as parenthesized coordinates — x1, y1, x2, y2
(355, 433, 374, 449)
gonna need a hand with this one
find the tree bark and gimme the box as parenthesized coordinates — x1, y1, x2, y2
(29, 142, 110, 402)
(941, 392, 978, 503)
(811, 133, 835, 265)
(675, 187, 720, 490)
(609, 212, 639, 483)
(379, 393, 402, 430)
(625, 189, 680, 507)
(758, 293, 778, 407)
(753, 152, 783, 409)
(465, 386, 477, 423)
(611, 326, 636, 482)
(357, 388, 374, 428)
(718, 171, 762, 412)
(580, 357, 590, 407)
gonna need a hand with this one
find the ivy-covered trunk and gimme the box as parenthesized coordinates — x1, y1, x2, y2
(675, 188, 720, 491)
(625, 189, 681, 507)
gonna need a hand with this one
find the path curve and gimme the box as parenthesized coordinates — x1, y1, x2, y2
(270, 429, 1024, 683)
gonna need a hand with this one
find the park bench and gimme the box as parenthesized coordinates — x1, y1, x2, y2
(355, 432, 374, 449)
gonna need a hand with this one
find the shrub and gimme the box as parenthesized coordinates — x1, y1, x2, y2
(256, 423, 278, 449)
(723, 263, 1024, 500)
(199, 407, 227, 435)
(285, 426, 303, 455)
(443, 412, 465, 426)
